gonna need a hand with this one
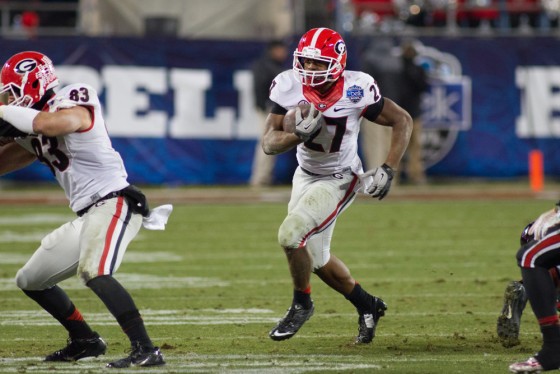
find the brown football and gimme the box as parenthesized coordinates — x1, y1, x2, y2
(283, 103, 312, 133)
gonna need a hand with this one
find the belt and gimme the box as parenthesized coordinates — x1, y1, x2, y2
(76, 190, 123, 217)
(300, 167, 322, 176)
(300, 166, 352, 177)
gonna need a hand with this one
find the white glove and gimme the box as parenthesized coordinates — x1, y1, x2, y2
(529, 204, 560, 240)
(294, 104, 322, 142)
(360, 163, 395, 200)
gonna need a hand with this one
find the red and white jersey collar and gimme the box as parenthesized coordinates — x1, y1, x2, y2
(302, 76, 344, 112)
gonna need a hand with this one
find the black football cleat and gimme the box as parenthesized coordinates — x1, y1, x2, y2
(106, 343, 165, 368)
(497, 280, 528, 348)
(269, 302, 314, 341)
(44, 332, 107, 362)
(355, 297, 387, 344)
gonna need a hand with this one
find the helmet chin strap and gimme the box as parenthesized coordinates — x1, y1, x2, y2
(32, 89, 55, 110)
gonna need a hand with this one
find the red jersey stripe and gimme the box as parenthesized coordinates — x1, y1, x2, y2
(299, 174, 359, 248)
(522, 233, 560, 267)
(97, 196, 124, 275)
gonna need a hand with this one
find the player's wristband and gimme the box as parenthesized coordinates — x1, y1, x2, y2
(0, 106, 38, 134)
(381, 163, 395, 179)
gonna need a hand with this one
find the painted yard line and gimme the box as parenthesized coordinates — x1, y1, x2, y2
(0, 311, 523, 322)
(0, 319, 280, 326)
(0, 274, 229, 291)
(0, 330, 539, 344)
(0, 274, 518, 291)
(0, 363, 381, 374)
(0, 231, 148, 245)
(0, 354, 384, 374)
(0, 308, 516, 315)
(0, 232, 47, 243)
(0, 308, 531, 328)
(0, 308, 275, 326)
(154, 353, 508, 360)
(0, 251, 183, 265)
(0, 293, 510, 305)
(0, 308, 525, 318)
(0, 353, 512, 374)
(0, 214, 71, 225)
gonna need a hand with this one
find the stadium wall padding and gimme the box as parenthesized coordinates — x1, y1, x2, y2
(1, 36, 559, 185)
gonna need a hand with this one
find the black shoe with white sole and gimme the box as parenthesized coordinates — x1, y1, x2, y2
(106, 343, 165, 368)
(269, 302, 314, 341)
(44, 332, 107, 362)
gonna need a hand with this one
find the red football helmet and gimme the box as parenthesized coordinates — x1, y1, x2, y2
(0, 51, 59, 107)
(293, 27, 347, 87)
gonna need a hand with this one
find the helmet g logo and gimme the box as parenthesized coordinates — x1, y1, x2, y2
(334, 41, 346, 55)
(14, 59, 38, 74)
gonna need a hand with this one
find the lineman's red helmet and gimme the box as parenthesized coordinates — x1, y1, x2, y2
(0, 51, 59, 107)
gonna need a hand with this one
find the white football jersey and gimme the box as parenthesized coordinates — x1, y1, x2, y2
(270, 70, 382, 175)
(16, 83, 129, 212)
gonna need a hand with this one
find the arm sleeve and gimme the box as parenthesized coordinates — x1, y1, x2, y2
(362, 97, 385, 122)
(270, 101, 288, 115)
(0, 118, 30, 137)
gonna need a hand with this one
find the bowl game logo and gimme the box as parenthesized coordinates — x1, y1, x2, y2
(416, 44, 472, 168)
(346, 85, 364, 103)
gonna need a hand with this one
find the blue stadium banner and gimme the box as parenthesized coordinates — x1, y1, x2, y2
(1, 36, 559, 184)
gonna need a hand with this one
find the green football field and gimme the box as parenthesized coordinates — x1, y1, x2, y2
(0, 185, 556, 373)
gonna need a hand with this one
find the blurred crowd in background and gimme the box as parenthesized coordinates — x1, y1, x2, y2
(3, 0, 560, 39)
(0, 0, 77, 38)
(348, 0, 560, 32)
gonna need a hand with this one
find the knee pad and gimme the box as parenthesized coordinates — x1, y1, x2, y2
(15, 267, 44, 291)
(15, 268, 29, 290)
(278, 212, 313, 249)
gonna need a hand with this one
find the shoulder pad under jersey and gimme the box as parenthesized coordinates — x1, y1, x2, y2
(270, 70, 301, 107)
(49, 83, 101, 112)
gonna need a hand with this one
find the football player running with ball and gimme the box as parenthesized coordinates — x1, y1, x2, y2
(0, 51, 172, 368)
(262, 28, 412, 343)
